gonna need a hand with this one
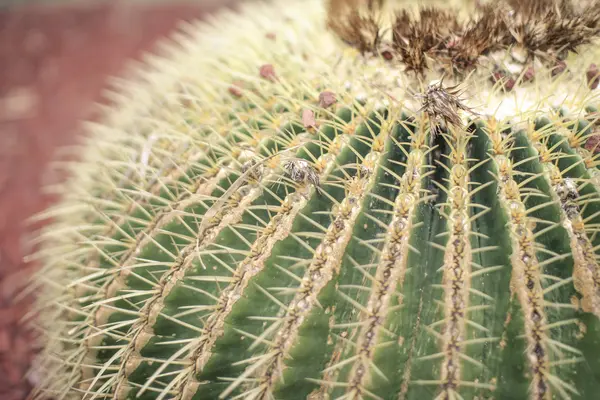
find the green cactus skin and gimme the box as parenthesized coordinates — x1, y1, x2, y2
(25, 0, 600, 399)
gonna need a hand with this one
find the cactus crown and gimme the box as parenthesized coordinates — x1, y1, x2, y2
(26, 0, 600, 399)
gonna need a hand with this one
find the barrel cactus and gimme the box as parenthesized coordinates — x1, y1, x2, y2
(25, 0, 600, 399)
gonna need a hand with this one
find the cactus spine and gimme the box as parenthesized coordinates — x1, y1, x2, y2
(26, 0, 600, 399)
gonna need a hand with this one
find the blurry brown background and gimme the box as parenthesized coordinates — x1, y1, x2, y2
(0, 1, 238, 398)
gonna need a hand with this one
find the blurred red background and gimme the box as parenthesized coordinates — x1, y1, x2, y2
(0, 1, 237, 398)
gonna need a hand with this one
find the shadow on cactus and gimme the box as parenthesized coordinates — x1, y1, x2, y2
(23, 0, 600, 399)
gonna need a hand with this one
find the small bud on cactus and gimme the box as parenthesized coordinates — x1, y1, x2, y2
(228, 80, 244, 97)
(302, 108, 317, 129)
(585, 134, 600, 152)
(319, 90, 336, 108)
(25, 0, 600, 399)
(490, 67, 516, 91)
(259, 63, 277, 81)
(522, 66, 535, 82)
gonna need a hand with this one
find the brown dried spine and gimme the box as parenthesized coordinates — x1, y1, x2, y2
(326, 0, 600, 75)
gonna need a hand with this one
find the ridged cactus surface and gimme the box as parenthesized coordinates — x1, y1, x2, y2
(26, 0, 600, 399)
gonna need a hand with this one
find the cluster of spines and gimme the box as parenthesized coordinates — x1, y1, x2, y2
(523, 119, 600, 317)
(58, 19, 370, 391)
(492, 125, 553, 399)
(403, 123, 505, 398)
(24, 6, 347, 395)
(82, 107, 349, 397)
(305, 115, 429, 399)
(215, 109, 391, 400)
(72, 82, 371, 399)
(109, 136, 297, 398)
(435, 127, 475, 398)
(75, 106, 296, 396)
(346, 124, 427, 398)
(170, 120, 355, 400)
(24, 110, 215, 398)
(482, 118, 592, 400)
(327, 0, 600, 77)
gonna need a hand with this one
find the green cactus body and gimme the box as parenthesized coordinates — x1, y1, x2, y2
(26, 0, 600, 399)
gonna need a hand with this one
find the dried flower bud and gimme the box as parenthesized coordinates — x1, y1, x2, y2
(490, 68, 515, 91)
(319, 91, 337, 108)
(522, 66, 535, 83)
(381, 48, 394, 60)
(418, 81, 473, 146)
(259, 64, 277, 81)
(228, 81, 244, 97)
(283, 159, 321, 194)
(585, 134, 600, 153)
(302, 109, 317, 129)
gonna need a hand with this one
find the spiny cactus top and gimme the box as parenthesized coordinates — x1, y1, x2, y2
(26, 0, 600, 399)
